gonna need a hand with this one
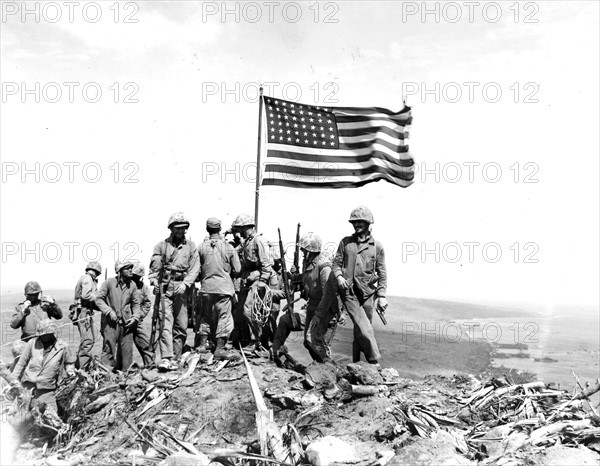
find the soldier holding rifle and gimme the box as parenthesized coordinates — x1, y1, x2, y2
(149, 212, 200, 371)
(71, 261, 102, 369)
(272, 231, 340, 362)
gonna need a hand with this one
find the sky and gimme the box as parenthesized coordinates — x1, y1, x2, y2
(1, 1, 599, 312)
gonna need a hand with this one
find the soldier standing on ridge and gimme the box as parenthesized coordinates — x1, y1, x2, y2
(130, 263, 155, 368)
(331, 207, 388, 364)
(231, 213, 275, 352)
(149, 212, 200, 371)
(71, 261, 102, 369)
(272, 232, 339, 360)
(11, 281, 63, 341)
(94, 260, 141, 371)
(196, 217, 241, 360)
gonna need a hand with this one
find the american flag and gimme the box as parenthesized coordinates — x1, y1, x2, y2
(261, 96, 414, 188)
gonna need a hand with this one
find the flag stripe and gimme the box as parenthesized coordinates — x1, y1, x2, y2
(265, 150, 415, 169)
(338, 125, 407, 140)
(265, 162, 412, 179)
(267, 144, 413, 161)
(263, 172, 413, 189)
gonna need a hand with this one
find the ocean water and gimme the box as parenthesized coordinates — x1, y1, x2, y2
(458, 315, 599, 391)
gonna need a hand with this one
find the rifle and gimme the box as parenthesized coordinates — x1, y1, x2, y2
(293, 223, 301, 285)
(278, 228, 299, 330)
(150, 249, 171, 352)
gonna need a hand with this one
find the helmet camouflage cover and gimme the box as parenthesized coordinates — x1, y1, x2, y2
(232, 213, 255, 227)
(168, 212, 190, 229)
(348, 206, 374, 224)
(85, 261, 102, 274)
(114, 259, 134, 274)
(300, 232, 322, 253)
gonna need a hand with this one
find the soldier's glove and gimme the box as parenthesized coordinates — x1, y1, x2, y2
(42, 295, 55, 304)
(124, 317, 139, 329)
(174, 283, 187, 295)
(65, 364, 76, 378)
(336, 275, 349, 291)
(247, 270, 260, 284)
(378, 297, 388, 312)
(108, 310, 118, 324)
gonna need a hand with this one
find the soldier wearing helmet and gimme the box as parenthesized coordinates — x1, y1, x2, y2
(195, 218, 241, 360)
(129, 263, 154, 367)
(71, 262, 102, 369)
(230, 213, 276, 351)
(12, 318, 76, 417)
(11, 281, 63, 341)
(329, 206, 388, 364)
(94, 260, 142, 371)
(148, 212, 200, 371)
(271, 231, 340, 361)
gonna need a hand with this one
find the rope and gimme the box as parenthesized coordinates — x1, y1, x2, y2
(0, 315, 94, 349)
(251, 285, 272, 327)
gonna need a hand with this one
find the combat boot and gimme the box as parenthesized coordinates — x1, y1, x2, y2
(195, 335, 210, 353)
(214, 338, 240, 361)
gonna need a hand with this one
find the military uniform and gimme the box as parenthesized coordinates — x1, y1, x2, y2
(235, 230, 275, 344)
(11, 282, 62, 341)
(72, 262, 102, 369)
(12, 319, 75, 415)
(196, 218, 241, 354)
(149, 213, 200, 363)
(331, 207, 387, 363)
(132, 279, 155, 367)
(273, 252, 338, 356)
(94, 262, 142, 371)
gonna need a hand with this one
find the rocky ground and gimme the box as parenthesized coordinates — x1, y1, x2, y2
(5, 346, 600, 466)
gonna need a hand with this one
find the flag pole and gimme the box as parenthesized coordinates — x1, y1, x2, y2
(254, 86, 264, 230)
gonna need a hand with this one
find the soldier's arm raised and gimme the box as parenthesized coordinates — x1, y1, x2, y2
(257, 238, 275, 282)
(10, 304, 26, 329)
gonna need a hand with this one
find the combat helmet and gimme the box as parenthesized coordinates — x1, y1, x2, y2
(36, 318, 58, 337)
(114, 259, 134, 274)
(232, 213, 255, 227)
(85, 261, 102, 274)
(168, 212, 190, 229)
(24, 281, 42, 295)
(300, 232, 322, 253)
(348, 206, 374, 224)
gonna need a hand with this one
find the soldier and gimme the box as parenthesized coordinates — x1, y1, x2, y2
(11, 281, 63, 341)
(231, 213, 275, 351)
(331, 207, 388, 364)
(149, 212, 200, 371)
(71, 261, 102, 369)
(272, 232, 339, 360)
(94, 260, 141, 371)
(130, 264, 155, 368)
(196, 218, 241, 360)
(12, 319, 75, 418)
